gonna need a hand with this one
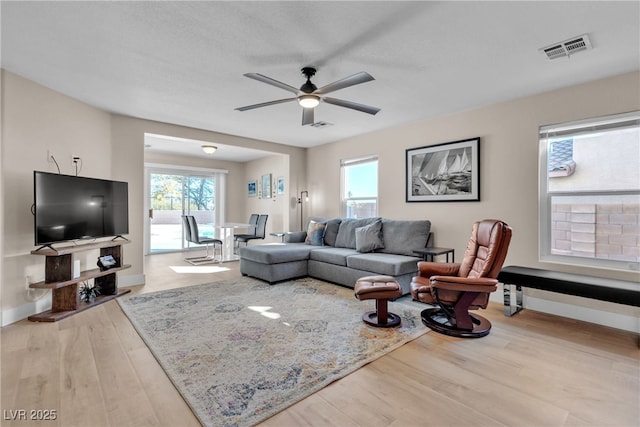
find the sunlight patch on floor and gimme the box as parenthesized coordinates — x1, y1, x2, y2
(169, 265, 231, 274)
(248, 305, 281, 320)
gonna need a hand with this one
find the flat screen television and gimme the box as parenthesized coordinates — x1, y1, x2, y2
(33, 171, 129, 247)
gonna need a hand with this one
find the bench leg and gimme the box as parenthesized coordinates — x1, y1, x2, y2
(503, 283, 523, 317)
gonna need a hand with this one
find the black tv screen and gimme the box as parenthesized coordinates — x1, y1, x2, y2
(34, 171, 129, 246)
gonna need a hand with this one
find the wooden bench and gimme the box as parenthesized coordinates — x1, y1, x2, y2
(497, 266, 640, 316)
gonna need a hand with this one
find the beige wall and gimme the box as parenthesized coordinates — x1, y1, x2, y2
(307, 71, 640, 328)
(1, 70, 113, 324)
(0, 71, 306, 325)
(243, 154, 293, 241)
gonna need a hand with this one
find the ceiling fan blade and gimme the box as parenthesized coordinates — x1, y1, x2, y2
(243, 73, 300, 95)
(314, 72, 375, 95)
(235, 98, 296, 112)
(322, 97, 380, 115)
(302, 107, 314, 126)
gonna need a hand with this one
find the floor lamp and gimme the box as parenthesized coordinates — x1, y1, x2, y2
(298, 190, 309, 230)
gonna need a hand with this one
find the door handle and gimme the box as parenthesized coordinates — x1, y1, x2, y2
(149, 209, 154, 219)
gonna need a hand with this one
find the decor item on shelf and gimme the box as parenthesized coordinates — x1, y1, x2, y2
(97, 254, 117, 271)
(298, 190, 309, 230)
(247, 180, 257, 197)
(261, 174, 272, 199)
(118, 276, 427, 427)
(406, 137, 480, 202)
(201, 145, 217, 154)
(79, 283, 101, 304)
(235, 67, 380, 126)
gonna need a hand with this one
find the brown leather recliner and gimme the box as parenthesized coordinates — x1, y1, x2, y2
(410, 219, 512, 338)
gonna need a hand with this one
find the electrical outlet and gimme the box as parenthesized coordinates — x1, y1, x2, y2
(72, 155, 80, 165)
(47, 150, 54, 163)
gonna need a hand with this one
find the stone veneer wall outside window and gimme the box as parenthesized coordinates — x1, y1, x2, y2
(552, 202, 640, 262)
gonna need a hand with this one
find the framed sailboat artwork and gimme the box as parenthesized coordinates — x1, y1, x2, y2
(406, 137, 480, 202)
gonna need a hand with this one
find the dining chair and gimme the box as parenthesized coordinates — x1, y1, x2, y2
(182, 215, 223, 264)
(234, 214, 259, 243)
(235, 214, 268, 249)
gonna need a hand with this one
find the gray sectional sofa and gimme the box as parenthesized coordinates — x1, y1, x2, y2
(238, 217, 431, 295)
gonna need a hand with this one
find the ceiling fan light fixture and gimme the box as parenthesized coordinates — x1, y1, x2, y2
(201, 145, 217, 154)
(298, 95, 320, 109)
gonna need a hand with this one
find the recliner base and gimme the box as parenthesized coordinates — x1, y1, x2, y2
(420, 307, 492, 338)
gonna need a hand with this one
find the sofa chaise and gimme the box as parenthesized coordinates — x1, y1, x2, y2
(238, 217, 431, 295)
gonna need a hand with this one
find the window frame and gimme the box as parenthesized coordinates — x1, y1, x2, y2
(340, 155, 379, 218)
(538, 111, 640, 272)
(144, 163, 228, 255)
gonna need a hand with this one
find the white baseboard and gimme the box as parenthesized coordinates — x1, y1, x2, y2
(1, 274, 145, 327)
(490, 291, 639, 333)
(2, 295, 52, 327)
(119, 273, 145, 287)
(522, 296, 639, 333)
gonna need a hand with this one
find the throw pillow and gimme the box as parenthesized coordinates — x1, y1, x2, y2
(322, 218, 342, 246)
(304, 220, 326, 246)
(355, 219, 384, 253)
(335, 217, 381, 249)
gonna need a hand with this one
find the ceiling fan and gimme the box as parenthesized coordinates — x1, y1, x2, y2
(235, 67, 380, 126)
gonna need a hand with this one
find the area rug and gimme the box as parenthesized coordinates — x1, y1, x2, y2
(118, 276, 428, 427)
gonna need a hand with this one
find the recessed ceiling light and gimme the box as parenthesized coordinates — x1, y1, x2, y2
(201, 145, 217, 154)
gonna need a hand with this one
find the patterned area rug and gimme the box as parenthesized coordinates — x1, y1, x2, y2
(118, 276, 428, 427)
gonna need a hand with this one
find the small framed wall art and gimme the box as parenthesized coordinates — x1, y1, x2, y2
(261, 174, 272, 199)
(406, 137, 480, 202)
(247, 180, 257, 197)
(277, 176, 285, 195)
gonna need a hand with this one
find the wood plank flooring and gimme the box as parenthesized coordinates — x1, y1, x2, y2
(2, 252, 638, 426)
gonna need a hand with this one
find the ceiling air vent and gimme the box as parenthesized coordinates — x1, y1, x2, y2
(541, 34, 592, 60)
(310, 121, 333, 128)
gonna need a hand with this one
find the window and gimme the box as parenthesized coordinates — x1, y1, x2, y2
(539, 111, 640, 271)
(341, 155, 378, 218)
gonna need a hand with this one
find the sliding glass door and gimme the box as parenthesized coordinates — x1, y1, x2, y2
(184, 175, 217, 239)
(146, 168, 223, 253)
(149, 173, 184, 252)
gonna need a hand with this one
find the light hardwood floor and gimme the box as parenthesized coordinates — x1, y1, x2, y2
(2, 252, 638, 426)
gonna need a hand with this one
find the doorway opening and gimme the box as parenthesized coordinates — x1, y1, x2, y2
(145, 167, 226, 254)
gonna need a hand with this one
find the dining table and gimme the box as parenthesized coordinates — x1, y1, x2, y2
(213, 223, 254, 262)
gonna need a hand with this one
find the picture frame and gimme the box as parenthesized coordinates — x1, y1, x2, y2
(406, 137, 480, 202)
(261, 174, 272, 199)
(247, 180, 257, 198)
(277, 176, 285, 195)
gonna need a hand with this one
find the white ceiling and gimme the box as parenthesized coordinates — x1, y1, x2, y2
(144, 133, 275, 162)
(2, 1, 639, 161)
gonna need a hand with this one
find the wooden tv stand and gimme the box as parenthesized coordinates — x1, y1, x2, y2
(28, 240, 131, 322)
